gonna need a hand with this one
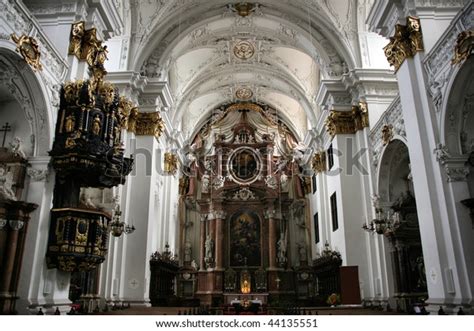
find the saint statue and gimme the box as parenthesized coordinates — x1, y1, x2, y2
(201, 174, 210, 193)
(179, 177, 189, 196)
(114, 126, 121, 145)
(415, 256, 427, 289)
(205, 234, 214, 260)
(80, 191, 96, 209)
(68, 21, 85, 57)
(277, 233, 287, 265)
(95, 45, 108, 66)
(87, 44, 108, 68)
(265, 175, 277, 189)
(280, 172, 289, 192)
(297, 242, 308, 264)
(184, 241, 192, 263)
(191, 260, 198, 270)
(9, 137, 26, 159)
(371, 194, 381, 209)
(92, 115, 101, 135)
(65, 115, 75, 133)
(0, 167, 16, 201)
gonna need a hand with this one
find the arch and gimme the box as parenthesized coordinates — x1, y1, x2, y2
(441, 56, 474, 157)
(131, 2, 357, 74)
(376, 138, 427, 311)
(0, 44, 54, 157)
(377, 139, 412, 203)
(174, 64, 315, 134)
(128, 2, 361, 143)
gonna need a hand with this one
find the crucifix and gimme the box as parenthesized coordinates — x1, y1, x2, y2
(1, 122, 12, 147)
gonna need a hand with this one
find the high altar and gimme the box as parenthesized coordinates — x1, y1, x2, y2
(177, 103, 314, 306)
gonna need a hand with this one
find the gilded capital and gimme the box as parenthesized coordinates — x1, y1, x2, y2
(135, 112, 165, 139)
(384, 16, 424, 72)
(325, 111, 354, 136)
(325, 102, 369, 137)
(312, 151, 327, 174)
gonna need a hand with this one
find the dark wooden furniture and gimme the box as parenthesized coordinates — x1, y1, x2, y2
(149, 249, 179, 306)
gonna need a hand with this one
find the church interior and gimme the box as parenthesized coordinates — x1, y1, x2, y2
(0, 0, 473, 315)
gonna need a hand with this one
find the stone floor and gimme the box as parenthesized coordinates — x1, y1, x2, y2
(102, 306, 401, 315)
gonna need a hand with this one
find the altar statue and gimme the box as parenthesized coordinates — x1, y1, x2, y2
(0, 167, 16, 201)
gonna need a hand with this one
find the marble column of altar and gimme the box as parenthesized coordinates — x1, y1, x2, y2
(265, 208, 280, 294)
(199, 214, 206, 271)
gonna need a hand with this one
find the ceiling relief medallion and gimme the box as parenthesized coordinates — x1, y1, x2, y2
(235, 87, 253, 100)
(233, 40, 255, 60)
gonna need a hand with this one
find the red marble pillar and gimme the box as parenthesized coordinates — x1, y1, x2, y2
(0, 229, 7, 270)
(199, 214, 206, 271)
(0, 222, 21, 314)
(209, 215, 216, 255)
(214, 211, 226, 270)
(267, 212, 277, 269)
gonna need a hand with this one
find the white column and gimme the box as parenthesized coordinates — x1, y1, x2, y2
(119, 131, 158, 305)
(339, 132, 371, 299)
(358, 122, 394, 304)
(17, 157, 71, 314)
(396, 53, 474, 308)
(318, 166, 330, 251)
(100, 170, 129, 304)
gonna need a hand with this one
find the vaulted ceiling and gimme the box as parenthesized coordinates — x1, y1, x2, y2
(127, 0, 371, 141)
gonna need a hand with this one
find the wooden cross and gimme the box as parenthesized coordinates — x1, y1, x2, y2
(0, 122, 12, 147)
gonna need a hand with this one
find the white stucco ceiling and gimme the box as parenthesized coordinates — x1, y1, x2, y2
(128, 0, 363, 141)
